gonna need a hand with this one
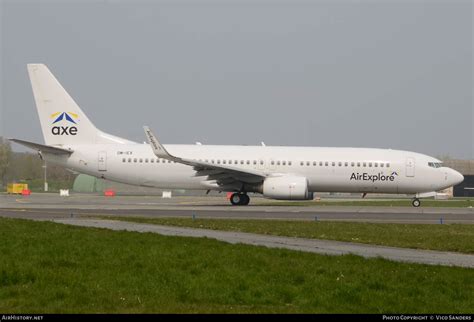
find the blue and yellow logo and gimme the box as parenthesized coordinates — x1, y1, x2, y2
(50, 112, 79, 136)
(50, 112, 78, 124)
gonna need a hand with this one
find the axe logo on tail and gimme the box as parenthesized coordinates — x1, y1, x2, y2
(50, 112, 78, 135)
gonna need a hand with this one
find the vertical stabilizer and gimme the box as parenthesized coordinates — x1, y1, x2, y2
(28, 64, 100, 146)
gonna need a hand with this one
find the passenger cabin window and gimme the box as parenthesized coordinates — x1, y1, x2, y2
(363, 162, 366, 167)
(122, 158, 126, 162)
(380, 163, 384, 167)
(282, 161, 286, 166)
(338, 162, 342, 167)
(300, 161, 304, 166)
(386, 163, 390, 167)
(277, 161, 281, 166)
(351, 162, 354, 167)
(325, 162, 328, 166)
(134, 158, 137, 163)
(368, 162, 372, 167)
(313, 161, 317, 166)
(332, 162, 335, 167)
(345, 162, 348, 167)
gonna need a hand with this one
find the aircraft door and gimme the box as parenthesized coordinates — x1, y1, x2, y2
(98, 151, 107, 171)
(406, 157, 415, 177)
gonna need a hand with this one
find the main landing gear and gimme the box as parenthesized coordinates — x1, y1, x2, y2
(412, 198, 421, 207)
(230, 193, 250, 206)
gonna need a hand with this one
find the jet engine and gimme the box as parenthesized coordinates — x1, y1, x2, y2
(262, 176, 314, 200)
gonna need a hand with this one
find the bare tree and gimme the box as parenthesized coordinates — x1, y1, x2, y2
(0, 137, 12, 187)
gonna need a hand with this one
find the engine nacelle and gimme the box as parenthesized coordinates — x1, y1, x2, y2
(262, 176, 314, 200)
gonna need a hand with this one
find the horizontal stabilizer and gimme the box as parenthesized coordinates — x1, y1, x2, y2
(9, 138, 73, 155)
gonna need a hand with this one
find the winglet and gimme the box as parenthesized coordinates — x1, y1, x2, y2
(143, 126, 174, 159)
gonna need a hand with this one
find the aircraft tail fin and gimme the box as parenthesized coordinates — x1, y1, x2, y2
(27, 64, 133, 146)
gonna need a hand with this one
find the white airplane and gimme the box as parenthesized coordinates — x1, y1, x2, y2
(10, 64, 464, 207)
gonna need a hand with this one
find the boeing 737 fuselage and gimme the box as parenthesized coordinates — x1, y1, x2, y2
(11, 64, 464, 207)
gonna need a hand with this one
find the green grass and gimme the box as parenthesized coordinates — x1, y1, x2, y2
(259, 199, 474, 207)
(98, 217, 474, 254)
(0, 218, 472, 313)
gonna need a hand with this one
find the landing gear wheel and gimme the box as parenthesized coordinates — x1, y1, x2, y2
(412, 198, 421, 207)
(230, 193, 250, 206)
(241, 194, 250, 205)
(230, 193, 242, 206)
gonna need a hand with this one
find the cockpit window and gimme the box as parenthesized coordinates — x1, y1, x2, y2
(428, 162, 443, 168)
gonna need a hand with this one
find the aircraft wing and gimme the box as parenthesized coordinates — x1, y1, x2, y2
(143, 126, 267, 187)
(9, 138, 73, 155)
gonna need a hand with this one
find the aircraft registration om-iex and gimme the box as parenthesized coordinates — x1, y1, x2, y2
(11, 64, 464, 207)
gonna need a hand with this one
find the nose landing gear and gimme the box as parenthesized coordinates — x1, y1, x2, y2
(412, 198, 421, 207)
(230, 193, 250, 206)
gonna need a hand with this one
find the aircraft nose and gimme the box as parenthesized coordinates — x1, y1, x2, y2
(449, 169, 464, 186)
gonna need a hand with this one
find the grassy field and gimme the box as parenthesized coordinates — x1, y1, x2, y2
(0, 218, 473, 313)
(97, 217, 474, 254)
(259, 198, 474, 208)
